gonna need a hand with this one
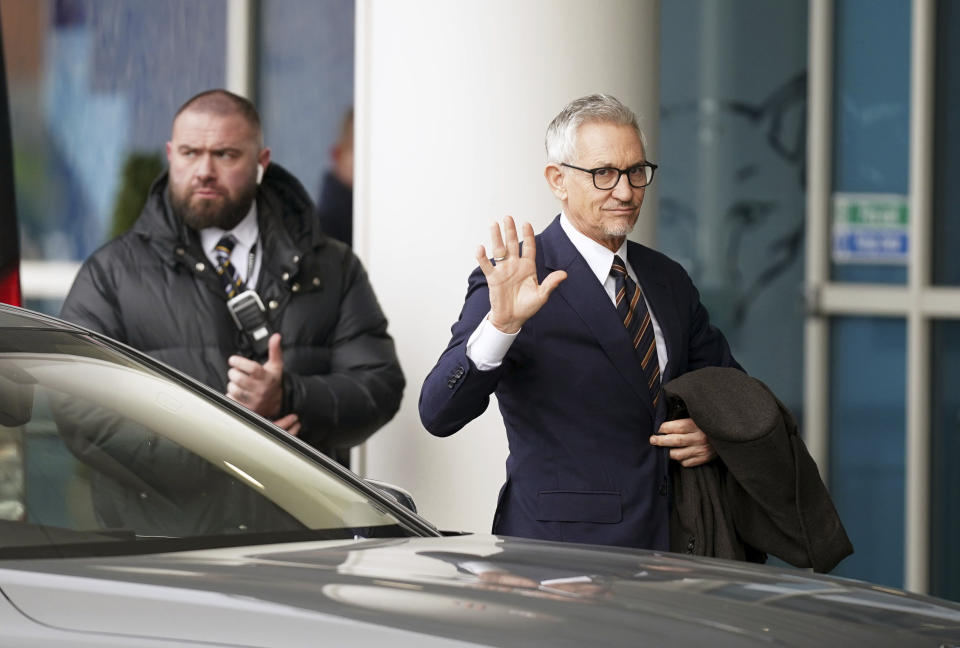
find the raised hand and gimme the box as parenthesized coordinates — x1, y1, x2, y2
(476, 216, 567, 333)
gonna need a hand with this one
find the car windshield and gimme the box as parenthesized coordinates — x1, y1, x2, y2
(0, 327, 420, 559)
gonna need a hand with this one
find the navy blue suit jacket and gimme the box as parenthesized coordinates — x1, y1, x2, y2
(419, 216, 740, 549)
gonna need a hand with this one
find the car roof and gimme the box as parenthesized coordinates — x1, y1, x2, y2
(0, 303, 78, 331)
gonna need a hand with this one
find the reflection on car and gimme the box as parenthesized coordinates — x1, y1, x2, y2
(0, 303, 959, 647)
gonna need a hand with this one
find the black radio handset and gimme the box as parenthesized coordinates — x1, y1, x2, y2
(226, 290, 272, 360)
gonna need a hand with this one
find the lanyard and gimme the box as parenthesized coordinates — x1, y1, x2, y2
(245, 242, 257, 287)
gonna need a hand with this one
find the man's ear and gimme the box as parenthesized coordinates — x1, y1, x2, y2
(544, 164, 567, 201)
(256, 148, 271, 185)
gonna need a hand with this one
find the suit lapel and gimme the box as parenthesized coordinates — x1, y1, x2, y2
(541, 219, 655, 413)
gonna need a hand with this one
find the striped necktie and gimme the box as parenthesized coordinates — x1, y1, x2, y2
(213, 235, 244, 298)
(610, 255, 661, 407)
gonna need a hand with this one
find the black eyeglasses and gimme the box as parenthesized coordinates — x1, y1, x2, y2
(561, 162, 658, 190)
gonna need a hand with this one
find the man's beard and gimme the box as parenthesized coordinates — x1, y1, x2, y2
(601, 211, 639, 238)
(602, 221, 636, 238)
(169, 181, 257, 231)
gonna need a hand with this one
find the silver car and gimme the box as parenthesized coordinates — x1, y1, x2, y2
(1, 303, 958, 647)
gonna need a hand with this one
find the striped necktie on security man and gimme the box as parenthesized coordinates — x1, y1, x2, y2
(213, 235, 244, 298)
(610, 255, 661, 407)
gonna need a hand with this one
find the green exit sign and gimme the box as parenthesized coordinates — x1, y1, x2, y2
(832, 193, 909, 264)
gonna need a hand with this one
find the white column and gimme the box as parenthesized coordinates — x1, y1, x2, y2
(804, 0, 833, 483)
(225, 0, 256, 100)
(355, 0, 660, 532)
(905, 0, 935, 595)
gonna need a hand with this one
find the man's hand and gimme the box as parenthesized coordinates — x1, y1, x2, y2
(650, 417, 717, 467)
(227, 332, 284, 418)
(476, 216, 567, 333)
(272, 412, 301, 437)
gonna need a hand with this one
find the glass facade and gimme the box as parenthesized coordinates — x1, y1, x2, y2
(258, 0, 354, 205)
(932, 0, 960, 286)
(662, 0, 954, 597)
(2, 0, 355, 315)
(660, 0, 808, 421)
(2, 0, 227, 314)
(830, 0, 910, 284)
(930, 0, 960, 602)
(822, 0, 914, 591)
(3, 0, 226, 265)
(931, 321, 960, 600)
(828, 317, 906, 588)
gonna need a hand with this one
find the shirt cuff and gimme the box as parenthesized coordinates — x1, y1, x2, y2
(465, 314, 519, 371)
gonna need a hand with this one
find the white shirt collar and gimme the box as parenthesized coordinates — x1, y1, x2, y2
(199, 203, 259, 257)
(559, 212, 629, 284)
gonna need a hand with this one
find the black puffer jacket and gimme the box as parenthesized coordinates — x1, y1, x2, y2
(61, 163, 404, 465)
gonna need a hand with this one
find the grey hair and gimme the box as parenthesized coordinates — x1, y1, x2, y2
(544, 93, 646, 164)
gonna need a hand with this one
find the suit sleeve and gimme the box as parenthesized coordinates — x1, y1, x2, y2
(283, 254, 405, 451)
(419, 266, 507, 437)
(680, 267, 742, 373)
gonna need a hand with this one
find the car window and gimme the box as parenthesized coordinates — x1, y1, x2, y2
(0, 329, 416, 558)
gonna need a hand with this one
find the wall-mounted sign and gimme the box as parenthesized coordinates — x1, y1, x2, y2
(832, 192, 909, 265)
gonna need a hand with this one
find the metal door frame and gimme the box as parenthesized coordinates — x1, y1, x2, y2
(805, 0, 948, 594)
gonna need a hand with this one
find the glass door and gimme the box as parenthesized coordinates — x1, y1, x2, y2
(807, 0, 960, 599)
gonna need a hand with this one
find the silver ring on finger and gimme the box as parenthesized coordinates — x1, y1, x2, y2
(493, 255, 507, 262)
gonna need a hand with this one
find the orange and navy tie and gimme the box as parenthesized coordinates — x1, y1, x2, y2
(610, 255, 661, 407)
(213, 235, 244, 298)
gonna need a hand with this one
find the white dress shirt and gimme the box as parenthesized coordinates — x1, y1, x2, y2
(200, 204, 263, 290)
(466, 213, 668, 372)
